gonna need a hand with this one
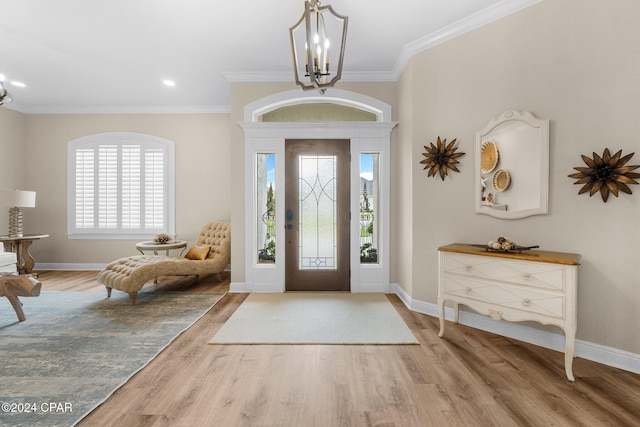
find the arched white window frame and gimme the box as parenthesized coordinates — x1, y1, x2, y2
(245, 89, 391, 123)
(239, 89, 396, 293)
(67, 132, 175, 240)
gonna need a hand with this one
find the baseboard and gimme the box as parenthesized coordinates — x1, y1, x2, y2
(229, 282, 248, 293)
(37, 262, 231, 272)
(390, 283, 640, 375)
(36, 263, 106, 271)
(230, 282, 286, 293)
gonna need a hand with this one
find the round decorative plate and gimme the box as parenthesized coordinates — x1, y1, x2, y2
(481, 140, 499, 174)
(492, 169, 511, 192)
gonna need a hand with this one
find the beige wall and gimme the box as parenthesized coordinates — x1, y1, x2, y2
(0, 108, 28, 231)
(394, 60, 414, 296)
(20, 113, 232, 264)
(398, 0, 640, 354)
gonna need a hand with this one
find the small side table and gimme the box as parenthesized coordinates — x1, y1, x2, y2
(136, 240, 187, 256)
(0, 234, 49, 275)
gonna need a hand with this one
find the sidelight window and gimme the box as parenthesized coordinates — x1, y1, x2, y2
(257, 153, 276, 264)
(360, 153, 379, 264)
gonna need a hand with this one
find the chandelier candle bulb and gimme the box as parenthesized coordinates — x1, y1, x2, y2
(324, 40, 329, 73)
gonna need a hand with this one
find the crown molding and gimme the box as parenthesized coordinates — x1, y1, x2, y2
(10, 104, 231, 115)
(392, 0, 542, 78)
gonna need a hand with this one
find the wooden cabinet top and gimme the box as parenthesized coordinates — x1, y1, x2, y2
(438, 243, 581, 266)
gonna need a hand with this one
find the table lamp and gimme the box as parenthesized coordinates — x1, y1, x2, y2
(0, 189, 36, 237)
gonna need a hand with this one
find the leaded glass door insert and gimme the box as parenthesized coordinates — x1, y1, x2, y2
(299, 154, 336, 269)
(285, 139, 350, 291)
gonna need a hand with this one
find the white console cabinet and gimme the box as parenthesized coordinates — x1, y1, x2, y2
(437, 243, 580, 381)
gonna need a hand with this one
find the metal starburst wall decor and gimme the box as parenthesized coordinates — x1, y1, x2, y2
(568, 148, 640, 202)
(420, 137, 465, 181)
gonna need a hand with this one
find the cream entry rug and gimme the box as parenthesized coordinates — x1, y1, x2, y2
(209, 292, 418, 344)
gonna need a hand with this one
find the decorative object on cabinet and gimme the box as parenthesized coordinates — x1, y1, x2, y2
(420, 136, 465, 181)
(486, 243, 539, 253)
(568, 148, 640, 203)
(475, 110, 549, 219)
(437, 243, 581, 381)
(483, 236, 538, 252)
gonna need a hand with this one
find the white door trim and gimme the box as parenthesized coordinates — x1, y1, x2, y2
(240, 90, 396, 293)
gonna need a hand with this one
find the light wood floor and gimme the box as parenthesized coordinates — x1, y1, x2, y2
(35, 271, 640, 426)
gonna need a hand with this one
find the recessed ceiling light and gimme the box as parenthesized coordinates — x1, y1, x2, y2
(163, 80, 176, 87)
(11, 81, 26, 88)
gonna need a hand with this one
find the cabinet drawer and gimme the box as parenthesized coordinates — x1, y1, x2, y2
(442, 253, 564, 291)
(442, 275, 564, 319)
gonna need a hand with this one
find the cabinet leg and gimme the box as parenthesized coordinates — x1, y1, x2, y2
(438, 299, 445, 337)
(565, 328, 576, 381)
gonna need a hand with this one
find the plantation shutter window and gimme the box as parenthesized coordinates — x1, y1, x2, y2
(145, 148, 165, 229)
(98, 145, 118, 229)
(74, 148, 95, 229)
(68, 133, 175, 239)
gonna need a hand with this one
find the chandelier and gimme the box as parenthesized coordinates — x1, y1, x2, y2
(289, 0, 348, 94)
(0, 75, 12, 105)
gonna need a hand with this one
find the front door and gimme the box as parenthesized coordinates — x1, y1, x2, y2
(285, 139, 350, 291)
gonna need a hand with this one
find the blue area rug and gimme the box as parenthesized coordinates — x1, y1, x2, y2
(0, 290, 225, 427)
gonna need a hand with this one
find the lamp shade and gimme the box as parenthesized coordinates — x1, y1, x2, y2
(0, 189, 36, 208)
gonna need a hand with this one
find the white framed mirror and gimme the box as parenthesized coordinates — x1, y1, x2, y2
(475, 110, 549, 219)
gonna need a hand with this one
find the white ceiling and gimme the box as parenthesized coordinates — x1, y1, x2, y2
(0, 0, 538, 114)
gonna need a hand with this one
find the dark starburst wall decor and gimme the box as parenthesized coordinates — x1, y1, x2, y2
(568, 148, 640, 202)
(420, 136, 465, 181)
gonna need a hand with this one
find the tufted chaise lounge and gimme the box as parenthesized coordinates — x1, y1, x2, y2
(97, 222, 230, 305)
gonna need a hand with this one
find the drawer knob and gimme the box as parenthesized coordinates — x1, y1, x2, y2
(489, 309, 504, 320)
(523, 272, 531, 279)
(465, 287, 472, 294)
(464, 264, 472, 271)
(522, 298, 532, 306)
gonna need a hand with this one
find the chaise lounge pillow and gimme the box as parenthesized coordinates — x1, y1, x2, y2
(184, 244, 211, 260)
